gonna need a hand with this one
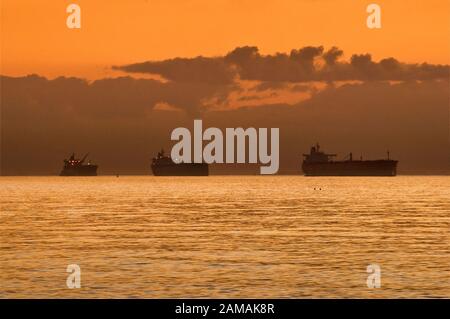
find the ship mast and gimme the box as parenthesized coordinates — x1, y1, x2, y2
(80, 153, 89, 164)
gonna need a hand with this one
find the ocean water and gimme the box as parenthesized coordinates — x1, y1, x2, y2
(0, 176, 449, 298)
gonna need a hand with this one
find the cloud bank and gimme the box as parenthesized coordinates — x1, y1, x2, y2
(116, 46, 449, 83)
(1, 73, 448, 175)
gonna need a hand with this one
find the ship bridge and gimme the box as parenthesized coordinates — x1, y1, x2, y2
(303, 144, 336, 163)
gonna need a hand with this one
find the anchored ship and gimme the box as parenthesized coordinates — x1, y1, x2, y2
(151, 149, 209, 176)
(60, 153, 98, 176)
(302, 144, 397, 176)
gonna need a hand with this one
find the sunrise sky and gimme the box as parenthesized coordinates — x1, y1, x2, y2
(1, 0, 449, 80)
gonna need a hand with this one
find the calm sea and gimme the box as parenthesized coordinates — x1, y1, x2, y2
(0, 176, 449, 298)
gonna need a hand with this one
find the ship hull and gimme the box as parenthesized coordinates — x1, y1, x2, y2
(60, 165, 98, 176)
(302, 160, 397, 176)
(151, 163, 209, 176)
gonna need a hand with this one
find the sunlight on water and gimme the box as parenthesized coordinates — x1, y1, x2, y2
(0, 176, 449, 298)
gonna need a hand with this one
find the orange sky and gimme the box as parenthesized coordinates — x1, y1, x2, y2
(1, 0, 449, 80)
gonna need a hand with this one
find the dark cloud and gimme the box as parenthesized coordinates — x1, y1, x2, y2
(1, 74, 233, 119)
(289, 46, 324, 72)
(116, 46, 450, 83)
(323, 46, 344, 66)
(224, 46, 260, 64)
(1, 74, 448, 175)
(224, 46, 324, 82)
(114, 56, 235, 84)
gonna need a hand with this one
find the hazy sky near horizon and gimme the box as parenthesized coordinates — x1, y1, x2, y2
(1, 0, 449, 79)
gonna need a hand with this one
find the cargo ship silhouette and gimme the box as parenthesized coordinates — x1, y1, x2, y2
(302, 144, 398, 176)
(60, 153, 98, 176)
(151, 149, 209, 176)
